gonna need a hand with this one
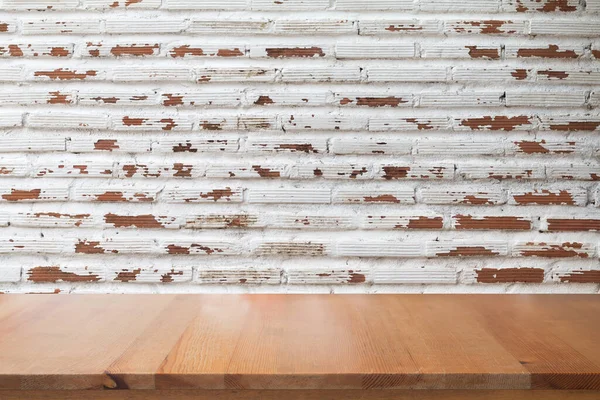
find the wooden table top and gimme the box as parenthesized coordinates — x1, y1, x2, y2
(0, 294, 599, 392)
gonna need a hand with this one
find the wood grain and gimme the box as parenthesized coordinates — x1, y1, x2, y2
(469, 295, 600, 389)
(0, 295, 173, 390)
(2, 390, 600, 400)
(0, 294, 599, 396)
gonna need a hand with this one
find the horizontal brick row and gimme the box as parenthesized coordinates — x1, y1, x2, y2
(4, 160, 600, 181)
(0, 185, 598, 204)
(2, 18, 599, 37)
(3, 67, 599, 85)
(1, 135, 599, 156)
(4, 112, 600, 132)
(0, 237, 597, 260)
(5, 212, 600, 231)
(0, 0, 596, 12)
(0, 89, 596, 109)
(1, 264, 598, 286)
(2, 42, 600, 60)
(2, 112, 599, 132)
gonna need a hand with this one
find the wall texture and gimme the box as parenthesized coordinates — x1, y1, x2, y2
(0, 0, 599, 294)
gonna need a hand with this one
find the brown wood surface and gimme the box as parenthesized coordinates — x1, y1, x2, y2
(2, 390, 600, 400)
(0, 294, 599, 392)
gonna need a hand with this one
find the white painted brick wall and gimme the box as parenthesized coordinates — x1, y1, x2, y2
(0, 0, 599, 295)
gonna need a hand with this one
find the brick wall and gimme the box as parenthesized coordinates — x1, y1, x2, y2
(0, 0, 599, 294)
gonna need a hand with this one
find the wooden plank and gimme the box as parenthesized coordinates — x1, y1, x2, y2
(219, 295, 526, 389)
(468, 295, 600, 390)
(104, 295, 202, 389)
(0, 295, 65, 391)
(222, 295, 424, 389)
(522, 296, 600, 368)
(156, 295, 254, 389)
(0, 295, 41, 323)
(367, 295, 529, 389)
(1, 390, 600, 400)
(0, 295, 173, 390)
(0, 294, 599, 391)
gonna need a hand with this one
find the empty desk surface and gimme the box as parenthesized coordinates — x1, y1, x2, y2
(1, 294, 599, 399)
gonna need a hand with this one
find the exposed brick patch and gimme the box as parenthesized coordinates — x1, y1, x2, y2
(26, 266, 102, 283)
(516, 45, 578, 59)
(265, 47, 326, 58)
(459, 116, 532, 131)
(546, 219, 600, 232)
(453, 215, 532, 230)
(556, 270, 600, 284)
(510, 190, 583, 206)
(514, 242, 593, 258)
(475, 268, 544, 283)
